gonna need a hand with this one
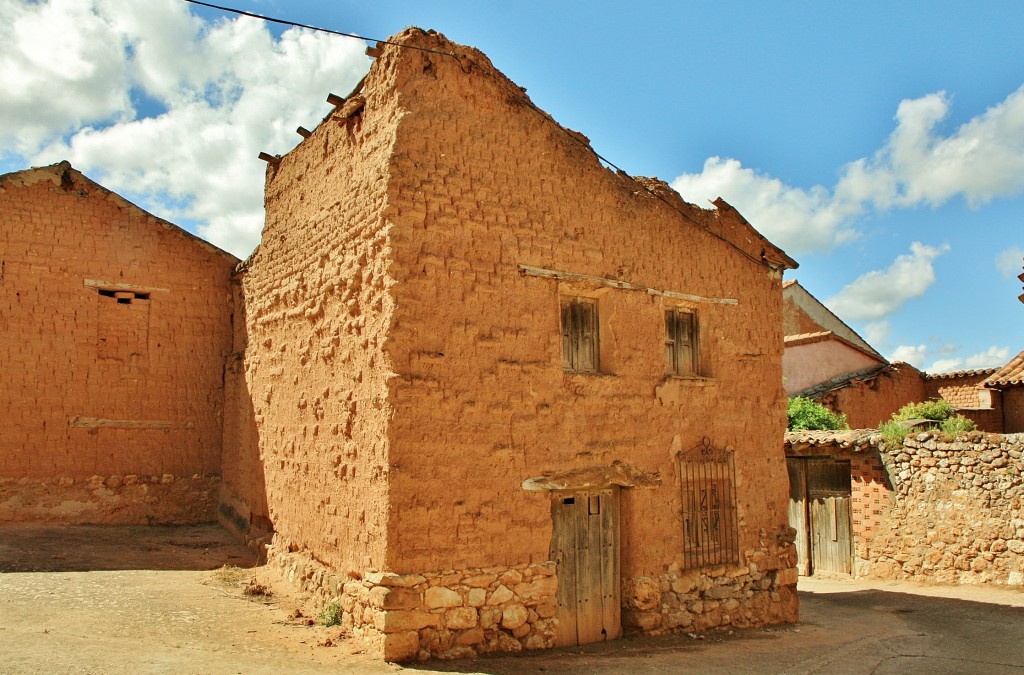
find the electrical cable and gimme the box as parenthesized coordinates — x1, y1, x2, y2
(182, 0, 783, 270)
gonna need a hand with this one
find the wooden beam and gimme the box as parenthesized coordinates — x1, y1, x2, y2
(68, 417, 194, 430)
(296, 126, 312, 138)
(518, 264, 739, 305)
(365, 45, 381, 58)
(258, 152, 281, 165)
(84, 279, 169, 293)
(326, 93, 345, 106)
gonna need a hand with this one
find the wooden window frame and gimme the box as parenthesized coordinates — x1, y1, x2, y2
(665, 308, 699, 376)
(561, 297, 599, 373)
(678, 439, 739, 570)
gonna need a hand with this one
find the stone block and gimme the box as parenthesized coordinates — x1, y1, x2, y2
(487, 584, 513, 605)
(501, 603, 529, 629)
(444, 607, 478, 630)
(381, 631, 421, 663)
(377, 610, 438, 633)
(425, 586, 462, 609)
(514, 576, 557, 604)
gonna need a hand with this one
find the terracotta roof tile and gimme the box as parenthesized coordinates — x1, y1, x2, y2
(784, 429, 881, 452)
(984, 350, 1024, 388)
(924, 367, 998, 380)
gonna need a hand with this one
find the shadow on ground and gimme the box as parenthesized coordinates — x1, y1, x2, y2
(0, 523, 256, 572)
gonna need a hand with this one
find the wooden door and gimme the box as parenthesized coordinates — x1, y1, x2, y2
(807, 459, 853, 574)
(550, 487, 620, 646)
(786, 458, 810, 576)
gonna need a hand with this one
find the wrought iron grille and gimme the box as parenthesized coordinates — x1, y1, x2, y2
(678, 438, 739, 570)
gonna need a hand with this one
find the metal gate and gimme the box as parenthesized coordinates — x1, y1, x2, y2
(786, 458, 853, 575)
(550, 487, 620, 646)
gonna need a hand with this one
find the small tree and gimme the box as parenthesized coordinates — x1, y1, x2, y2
(787, 396, 849, 431)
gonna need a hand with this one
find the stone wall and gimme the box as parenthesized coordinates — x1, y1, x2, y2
(0, 163, 237, 524)
(267, 542, 558, 661)
(268, 531, 798, 661)
(859, 432, 1024, 585)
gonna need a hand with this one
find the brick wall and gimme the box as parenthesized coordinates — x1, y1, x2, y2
(821, 363, 926, 429)
(1003, 388, 1024, 433)
(0, 164, 236, 524)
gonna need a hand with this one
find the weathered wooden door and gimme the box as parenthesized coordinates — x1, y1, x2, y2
(550, 487, 620, 646)
(808, 459, 853, 574)
(786, 458, 852, 575)
(786, 458, 810, 575)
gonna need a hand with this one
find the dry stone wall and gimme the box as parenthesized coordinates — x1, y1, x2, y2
(860, 432, 1024, 585)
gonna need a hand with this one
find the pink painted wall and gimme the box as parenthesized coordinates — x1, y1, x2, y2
(783, 339, 882, 395)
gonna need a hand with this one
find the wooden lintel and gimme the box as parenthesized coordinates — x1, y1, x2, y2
(68, 417, 194, 430)
(296, 126, 312, 138)
(258, 152, 281, 165)
(333, 95, 366, 122)
(84, 279, 169, 293)
(522, 461, 661, 492)
(365, 45, 381, 58)
(518, 264, 739, 306)
(326, 93, 345, 107)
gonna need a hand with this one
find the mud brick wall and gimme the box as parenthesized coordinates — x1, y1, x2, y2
(860, 432, 1024, 585)
(1004, 389, 1024, 433)
(923, 372, 991, 408)
(232, 52, 399, 572)
(821, 364, 926, 429)
(0, 164, 236, 524)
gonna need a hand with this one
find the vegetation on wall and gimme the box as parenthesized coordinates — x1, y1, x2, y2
(877, 399, 977, 450)
(787, 396, 849, 431)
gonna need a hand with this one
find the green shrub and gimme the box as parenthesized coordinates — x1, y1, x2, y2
(878, 420, 910, 450)
(319, 601, 342, 627)
(939, 414, 976, 436)
(892, 399, 954, 422)
(787, 396, 849, 431)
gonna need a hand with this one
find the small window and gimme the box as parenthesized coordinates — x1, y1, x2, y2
(678, 439, 739, 570)
(561, 297, 599, 373)
(665, 308, 699, 376)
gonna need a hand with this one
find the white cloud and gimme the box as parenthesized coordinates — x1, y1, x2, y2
(890, 343, 1010, 373)
(672, 86, 1024, 254)
(996, 246, 1024, 279)
(890, 344, 928, 368)
(863, 321, 890, 347)
(2, 0, 371, 257)
(825, 242, 950, 321)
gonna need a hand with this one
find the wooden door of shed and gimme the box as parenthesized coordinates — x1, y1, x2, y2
(807, 459, 853, 574)
(550, 487, 620, 646)
(786, 458, 810, 575)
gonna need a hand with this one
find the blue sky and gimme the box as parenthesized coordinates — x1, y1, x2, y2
(2, 0, 1022, 373)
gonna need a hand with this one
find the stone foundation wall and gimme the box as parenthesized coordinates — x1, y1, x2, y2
(269, 535, 798, 662)
(0, 473, 219, 524)
(859, 432, 1024, 585)
(267, 540, 557, 661)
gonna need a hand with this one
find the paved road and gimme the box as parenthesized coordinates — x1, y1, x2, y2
(1, 525, 1023, 674)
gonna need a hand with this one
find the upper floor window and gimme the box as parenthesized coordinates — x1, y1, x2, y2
(665, 308, 699, 376)
(561, 297, 599, 373)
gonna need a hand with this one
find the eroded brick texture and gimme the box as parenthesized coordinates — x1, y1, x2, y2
(0, 164, 236, 523)
(235, 29, 799, 660)
(820, 364, 926, 429)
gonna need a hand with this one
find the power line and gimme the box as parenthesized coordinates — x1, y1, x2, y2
(183, 0, 783, 270)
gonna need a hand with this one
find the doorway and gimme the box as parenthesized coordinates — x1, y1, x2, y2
(787, 457, 853, 575)
(550, 487, 621, 646)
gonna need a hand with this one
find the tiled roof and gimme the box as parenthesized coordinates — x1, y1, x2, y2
(984, 350, 1024, 388)
(924, 367, 998, 380)
(790, 364, 889, 400)
(785, 429, 881, 452)
(782, 279, 797, 288)
(784, 330, 833, 345)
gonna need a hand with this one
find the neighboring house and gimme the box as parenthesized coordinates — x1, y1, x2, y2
(983, 351, 1024, 432)
(222, 28, 800, 661)
(785, 429, 1024, 586)
(782, 280, 924, 428)
(0, 162, 238, 524)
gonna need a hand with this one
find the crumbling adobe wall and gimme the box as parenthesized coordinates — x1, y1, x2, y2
(923, 372, 991, 407)
(377, 28, 797, 645)
(860, 433, 1024, 586)
(822, 363, 926, 429)
(233, 51, 398, 573)
(0, 164, 235, 524)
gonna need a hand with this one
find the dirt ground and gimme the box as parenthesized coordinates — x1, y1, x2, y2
(2, 524, 1023, 674)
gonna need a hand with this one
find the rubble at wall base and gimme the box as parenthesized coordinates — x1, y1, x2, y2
(0, 474, 220, 525)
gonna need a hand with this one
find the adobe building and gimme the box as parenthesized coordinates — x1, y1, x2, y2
(0, 162, 238, 524)
(223, 28, 800, 661)
(782, 280, 925, 428)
